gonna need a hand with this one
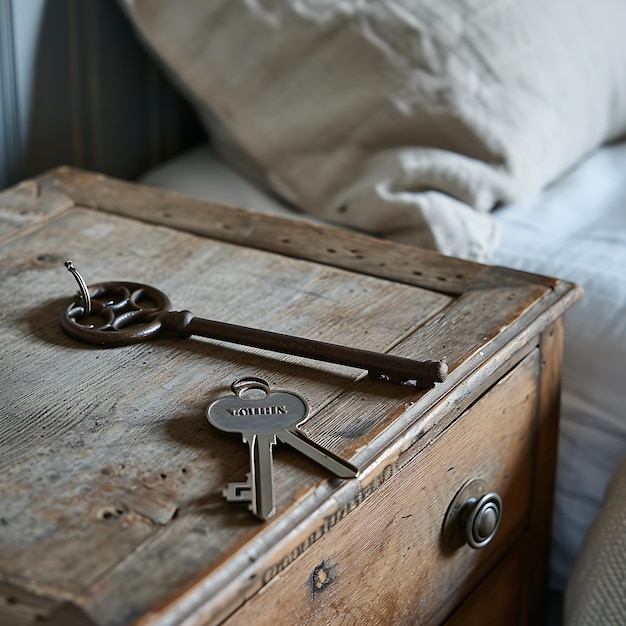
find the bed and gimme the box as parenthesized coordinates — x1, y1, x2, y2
(120, 1, 626, 622)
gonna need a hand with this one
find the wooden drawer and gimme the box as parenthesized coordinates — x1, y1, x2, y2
(444, 544, 524, 626)
(222, 349, 539, 625)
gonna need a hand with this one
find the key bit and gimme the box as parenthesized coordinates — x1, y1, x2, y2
(223, 474, 253, 503)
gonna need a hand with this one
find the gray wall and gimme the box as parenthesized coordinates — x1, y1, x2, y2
(0, 0, 203, 190)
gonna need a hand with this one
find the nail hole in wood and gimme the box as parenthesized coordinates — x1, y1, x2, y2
(36, 253, 61, 264)
(99, 507, 124, 521)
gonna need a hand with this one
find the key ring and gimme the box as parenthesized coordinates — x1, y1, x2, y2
(231, 377, 271, 398)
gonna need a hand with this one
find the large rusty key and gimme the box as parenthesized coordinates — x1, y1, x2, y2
(61, 262, 447, 387)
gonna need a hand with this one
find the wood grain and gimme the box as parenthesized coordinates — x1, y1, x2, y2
(0, 207, 452, 622)
(48, 166, 483, 296)
(522, 321, 564, 624)
(0, 174, 74, 242)
(444, 545, 523, 626)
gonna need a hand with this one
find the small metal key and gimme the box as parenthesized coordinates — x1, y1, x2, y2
(207, 377, 358, 520)
(61, 262, 447, 387)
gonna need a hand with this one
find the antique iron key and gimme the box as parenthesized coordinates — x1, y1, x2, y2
(207, 378, 358, 520)
(61, 262, 448, 386)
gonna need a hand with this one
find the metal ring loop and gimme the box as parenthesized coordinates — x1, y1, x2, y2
(65, 260, 92, 317)
(231, 377, 271, 398)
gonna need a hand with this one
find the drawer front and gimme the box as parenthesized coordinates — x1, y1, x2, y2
(444, 544, 524, 626)
(222, 350, 540, 625)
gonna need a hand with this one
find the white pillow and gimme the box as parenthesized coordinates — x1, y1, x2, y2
(122, 0, 626, 260)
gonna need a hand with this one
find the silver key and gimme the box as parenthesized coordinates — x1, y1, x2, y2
(207, 377, 358, 520)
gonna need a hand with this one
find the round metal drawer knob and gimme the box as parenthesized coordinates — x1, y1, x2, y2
(442, 479, 503, 551)
(465, 493, 502, 549)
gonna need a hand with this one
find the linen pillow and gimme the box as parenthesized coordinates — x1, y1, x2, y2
(121, 0, 626, 261)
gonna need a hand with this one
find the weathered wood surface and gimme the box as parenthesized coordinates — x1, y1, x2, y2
(522, 321, 565, 624)
(0, 175, 74, 242)
(444, 544, 523, 626)
(47, 167, 486, 297)
(0, 169, 582, 626)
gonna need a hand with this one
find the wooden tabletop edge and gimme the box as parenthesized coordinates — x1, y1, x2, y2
(46, 166, 486, 296)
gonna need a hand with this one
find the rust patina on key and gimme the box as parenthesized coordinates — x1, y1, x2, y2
(60, 262, 448, 387)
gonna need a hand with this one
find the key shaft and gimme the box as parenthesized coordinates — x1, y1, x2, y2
(245, 432, 276, 520)
(277, 428, 358, 479)
(166, 310, 447, 386)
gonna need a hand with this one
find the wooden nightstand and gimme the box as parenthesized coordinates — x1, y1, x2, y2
(0, 168, 581, 626)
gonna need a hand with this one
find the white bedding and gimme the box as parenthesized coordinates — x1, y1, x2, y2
(492, 140, 626, 590)
(140, 139, 626, 591)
